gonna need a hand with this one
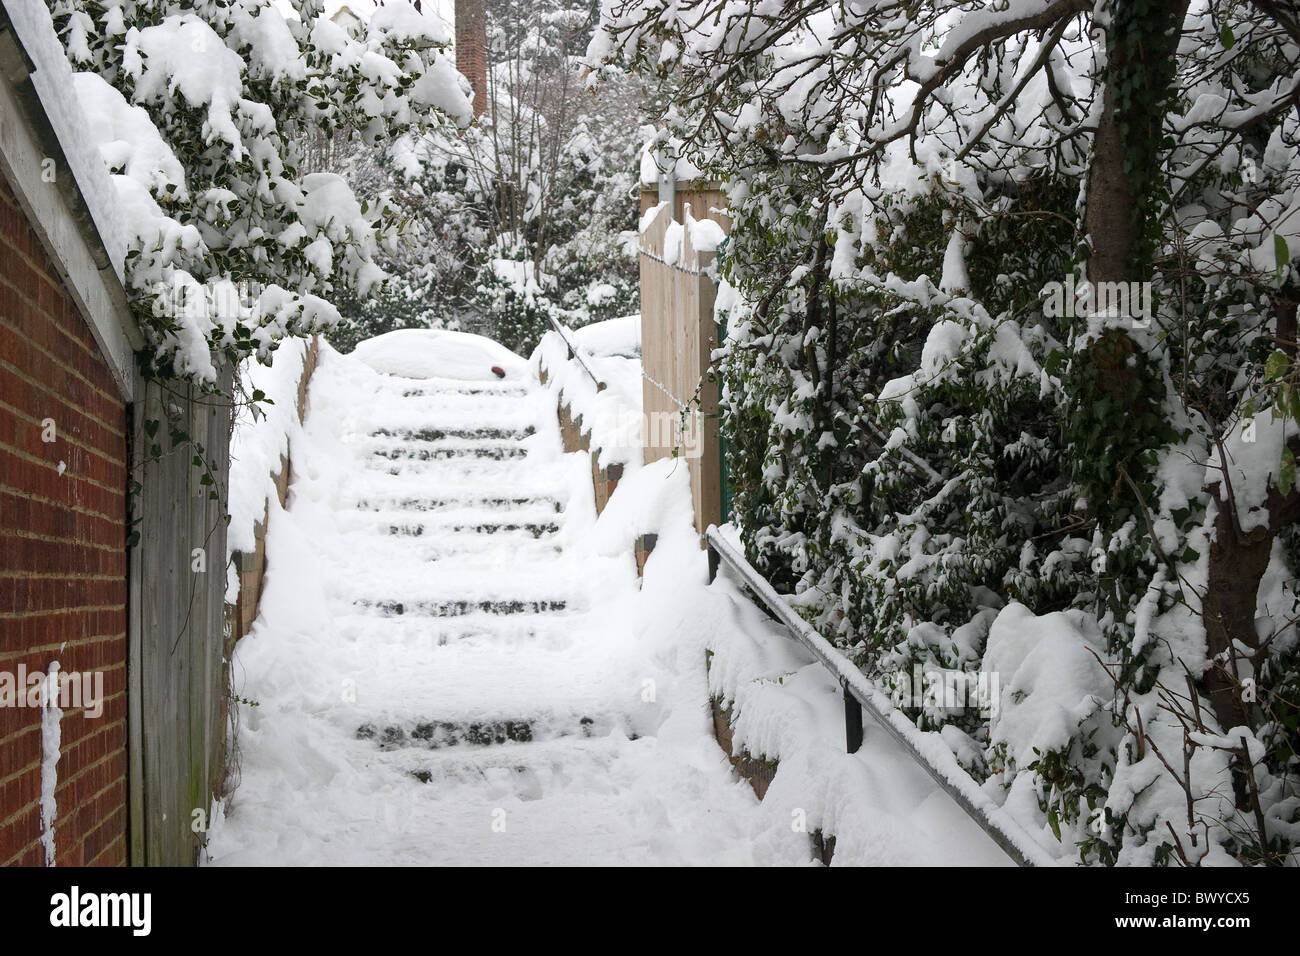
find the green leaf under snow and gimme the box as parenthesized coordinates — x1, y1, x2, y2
(1266, 349, 1289, 382)
(1280, 446, 1296, 497)
(1220, 24, 1234, 48)
(1277, 234, 1291, 280)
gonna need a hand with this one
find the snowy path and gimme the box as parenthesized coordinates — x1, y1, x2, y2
(207, 345, 814, 866)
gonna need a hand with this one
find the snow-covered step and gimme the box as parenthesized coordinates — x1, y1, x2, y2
(374, 519, 562, 539)
(392, 397, 530, 413)
(352, 495, 563, 514)
(350, 597, 574, 617)
(360, 395, 539, 423)
(346, 502, 562, 520)
(330, 564, 587, 600)
(399, 383, 529, 398)
(321, 538, 567, 565)
(363, 458, 572, 482)
(325, 551, 589, 584)
(342, 475, 571, 502)
(367, 732, 630, 795)
(317, 530, 566, 561)
(330, 614, 579, 647)
(369, 443, 529, 462)
(351, 405, 542, 430)
(338, 507, 563, 529)
(332, 578, 587, 610)
(370, 426, 536, 442)
(356, 712, 623, 751)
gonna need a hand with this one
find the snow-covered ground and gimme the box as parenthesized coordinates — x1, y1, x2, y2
(208, 331, 1015, 866)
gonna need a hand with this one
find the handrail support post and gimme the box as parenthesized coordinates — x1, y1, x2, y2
(843, 682, 864, 754)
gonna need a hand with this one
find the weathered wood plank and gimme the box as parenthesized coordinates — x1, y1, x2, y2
(129, 364, 233, 865)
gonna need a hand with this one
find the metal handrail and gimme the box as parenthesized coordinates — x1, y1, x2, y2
(705, 524, 1058, 868)
(546, 315, 606, 392)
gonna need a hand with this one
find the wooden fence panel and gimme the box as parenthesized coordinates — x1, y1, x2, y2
(639, 200, 725, 537)
(130, 365, 232, 865)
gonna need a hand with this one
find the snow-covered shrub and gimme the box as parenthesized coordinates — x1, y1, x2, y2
(471, 237, 564, 355)
(49, 0, 471, 382)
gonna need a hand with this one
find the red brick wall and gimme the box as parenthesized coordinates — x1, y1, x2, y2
(0, 170, 129, 866)
(455, 0, 488, 118)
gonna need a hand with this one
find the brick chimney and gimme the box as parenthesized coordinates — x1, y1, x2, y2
(454, 0, 488, 118)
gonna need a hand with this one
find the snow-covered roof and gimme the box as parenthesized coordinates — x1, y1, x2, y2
(0, 0, 127, 281)
(0, 0, 139, 397)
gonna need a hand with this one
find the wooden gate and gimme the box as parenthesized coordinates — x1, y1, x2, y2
(638, 194, 728, 537)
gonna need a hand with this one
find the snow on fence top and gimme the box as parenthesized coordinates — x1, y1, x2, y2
(638, 201, 724, 274)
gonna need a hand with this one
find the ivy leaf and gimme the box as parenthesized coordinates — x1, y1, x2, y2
(1277, 234, 1291, 281)
(1280, 447, 1296, 497)
(1220, 24, 1234, 49)
(1266, 349, 1289, 382)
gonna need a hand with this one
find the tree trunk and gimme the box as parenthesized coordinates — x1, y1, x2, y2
(1083, 0, 1190, 286)
(1083, 78, 1137, 284)
(1202, 330, 1300, 736)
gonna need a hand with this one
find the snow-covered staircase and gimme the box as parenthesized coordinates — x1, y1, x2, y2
(210, 343, 801, 865)
(332, 373, 590, 647)
(332, 373, 634, 781)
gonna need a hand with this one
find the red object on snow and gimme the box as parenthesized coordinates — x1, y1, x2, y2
(491, 365, 506, 379)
